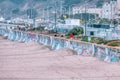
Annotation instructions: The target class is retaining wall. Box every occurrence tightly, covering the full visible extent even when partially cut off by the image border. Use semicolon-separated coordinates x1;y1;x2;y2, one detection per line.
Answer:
0;28;120;62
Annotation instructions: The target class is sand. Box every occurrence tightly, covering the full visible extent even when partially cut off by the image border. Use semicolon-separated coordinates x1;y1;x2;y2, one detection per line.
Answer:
0;36;120;80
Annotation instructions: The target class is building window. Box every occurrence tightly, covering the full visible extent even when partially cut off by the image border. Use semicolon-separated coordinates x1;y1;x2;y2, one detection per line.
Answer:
90;31;94;36
106;10;109;12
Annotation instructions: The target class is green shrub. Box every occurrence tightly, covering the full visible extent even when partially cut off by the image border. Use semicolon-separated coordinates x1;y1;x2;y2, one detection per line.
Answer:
103;40;111;44
81;36;88;42
36;26;45;31
66;27;84;36
66;35;70;39
73;35;82;39
31;26;45;31
108;41;120;47
90;37;106;44
99;18;110;24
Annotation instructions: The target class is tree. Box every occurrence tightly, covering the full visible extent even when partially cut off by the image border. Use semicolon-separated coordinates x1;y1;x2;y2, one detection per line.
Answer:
0;0;4;3
10;0;25;4
12;8;20;14
27;9;37;19
96;0;104;7
69;13;98;22
60;14;68;20
66;27;84;36
99;18;110;24
112;19;119;25
64;0;90;6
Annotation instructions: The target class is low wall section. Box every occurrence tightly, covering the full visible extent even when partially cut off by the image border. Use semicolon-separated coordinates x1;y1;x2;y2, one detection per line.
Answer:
0;28;120;62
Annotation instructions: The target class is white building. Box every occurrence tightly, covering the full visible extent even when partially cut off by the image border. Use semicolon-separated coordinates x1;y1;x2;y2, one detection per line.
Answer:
115;0;120;22
0;17;5;22
101;1;117;19
65;19;80;26
72;5;102;17
72;0;119;20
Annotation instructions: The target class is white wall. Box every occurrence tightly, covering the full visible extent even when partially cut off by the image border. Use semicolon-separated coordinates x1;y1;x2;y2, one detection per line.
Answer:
65;19;80;26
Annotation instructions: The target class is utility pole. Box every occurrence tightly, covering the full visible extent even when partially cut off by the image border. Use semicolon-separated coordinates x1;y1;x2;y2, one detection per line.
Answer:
84;0;87;36
47;6;49;22
34;10;35;28
110;0;116;29
60;0;63;18
69;4;76;19
30;3;35;28
69;6;71;19
54;0;57;32
31;8;36;28
110;1;113;28
42;8;45;22
69;4;75;19
3;8;5;19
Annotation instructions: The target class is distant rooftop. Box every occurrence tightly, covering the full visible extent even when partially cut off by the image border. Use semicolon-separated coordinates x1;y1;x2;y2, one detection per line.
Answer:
72;3;97;8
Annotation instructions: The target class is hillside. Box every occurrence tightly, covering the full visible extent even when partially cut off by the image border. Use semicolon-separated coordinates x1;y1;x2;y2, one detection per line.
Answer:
0;0;112;19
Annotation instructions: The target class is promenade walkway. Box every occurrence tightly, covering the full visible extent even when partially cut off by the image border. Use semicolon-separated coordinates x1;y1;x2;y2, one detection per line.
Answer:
0;37;120;80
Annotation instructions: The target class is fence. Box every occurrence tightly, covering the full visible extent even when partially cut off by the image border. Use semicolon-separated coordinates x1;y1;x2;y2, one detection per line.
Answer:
0;28;120;62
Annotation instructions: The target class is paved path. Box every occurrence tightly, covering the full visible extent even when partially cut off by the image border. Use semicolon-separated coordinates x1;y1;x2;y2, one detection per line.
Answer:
0;37;120;80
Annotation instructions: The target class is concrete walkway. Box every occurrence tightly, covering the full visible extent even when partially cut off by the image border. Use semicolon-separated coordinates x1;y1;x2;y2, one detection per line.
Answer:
0;37;120;80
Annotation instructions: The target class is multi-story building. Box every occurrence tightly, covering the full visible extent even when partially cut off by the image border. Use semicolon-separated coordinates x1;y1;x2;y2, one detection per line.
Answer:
72;5;102;17
101;1;117;20
72;0;119;20
115;0;120;23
